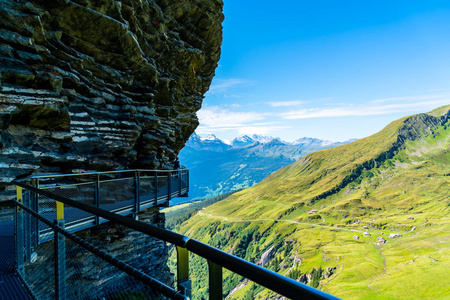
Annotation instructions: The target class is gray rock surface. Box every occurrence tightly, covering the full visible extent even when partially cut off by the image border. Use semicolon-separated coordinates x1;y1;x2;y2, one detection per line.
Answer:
0;0;223;198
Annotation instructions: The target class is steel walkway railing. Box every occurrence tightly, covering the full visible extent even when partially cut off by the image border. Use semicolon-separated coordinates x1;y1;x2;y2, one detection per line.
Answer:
15;169;188;242
13;199;187;300
13;176;341;300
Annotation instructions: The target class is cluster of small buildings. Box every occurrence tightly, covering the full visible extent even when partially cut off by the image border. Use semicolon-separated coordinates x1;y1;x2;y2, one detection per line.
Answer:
352;217;413;242
376;236;387;246
388;233;402;238
353;229;404;243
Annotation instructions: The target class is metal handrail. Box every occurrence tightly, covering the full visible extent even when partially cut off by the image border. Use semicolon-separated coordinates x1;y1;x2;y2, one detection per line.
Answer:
18;168;188;240
13;200;188;300
15;168;189;181
13;180;340;300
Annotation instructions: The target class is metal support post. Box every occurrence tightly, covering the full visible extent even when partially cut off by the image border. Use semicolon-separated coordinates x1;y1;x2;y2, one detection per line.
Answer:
167;173;172;204
179;170;182;196
23;193;31;262
134;171;140;213
94;175;100;225
154;171;158;206
176;246;191;298
208;260;223;300
187;170;189;194
32;179;39;246
15;186;24;276
55;201;66;300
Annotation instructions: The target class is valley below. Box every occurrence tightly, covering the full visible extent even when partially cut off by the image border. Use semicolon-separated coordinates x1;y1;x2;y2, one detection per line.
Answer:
168;106;450;299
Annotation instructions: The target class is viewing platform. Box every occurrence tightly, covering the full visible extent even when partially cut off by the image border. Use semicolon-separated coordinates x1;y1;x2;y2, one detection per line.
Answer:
0;168;188;299
17;169;189;241
0;168;339;300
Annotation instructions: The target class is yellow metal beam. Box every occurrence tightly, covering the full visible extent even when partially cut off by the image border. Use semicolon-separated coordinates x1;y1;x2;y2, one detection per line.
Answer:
176;246;189;281
16;186;23;212
56;201;64;220
16;186;22;202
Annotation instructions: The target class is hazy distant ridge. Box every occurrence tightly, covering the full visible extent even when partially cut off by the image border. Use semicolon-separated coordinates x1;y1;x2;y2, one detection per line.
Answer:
179;133;352;200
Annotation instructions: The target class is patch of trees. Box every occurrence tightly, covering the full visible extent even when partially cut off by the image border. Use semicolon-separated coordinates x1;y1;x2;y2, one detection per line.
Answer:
287;264;302;280
310;267;323;288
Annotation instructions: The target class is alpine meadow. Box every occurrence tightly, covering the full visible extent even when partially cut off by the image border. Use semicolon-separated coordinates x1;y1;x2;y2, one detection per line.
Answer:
169;105;450;299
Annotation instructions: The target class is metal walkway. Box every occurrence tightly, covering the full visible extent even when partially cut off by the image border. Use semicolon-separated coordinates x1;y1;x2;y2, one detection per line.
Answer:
20;169;189;242
0;220;32;300
0;168;189;299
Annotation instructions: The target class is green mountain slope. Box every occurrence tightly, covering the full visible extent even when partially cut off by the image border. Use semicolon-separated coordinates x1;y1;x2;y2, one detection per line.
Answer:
172;105;450;299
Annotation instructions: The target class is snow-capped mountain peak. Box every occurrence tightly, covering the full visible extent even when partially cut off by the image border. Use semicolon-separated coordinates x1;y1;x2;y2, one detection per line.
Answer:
202;134;220;141
251;134;283;144
231;134;283;148
185;133;351;152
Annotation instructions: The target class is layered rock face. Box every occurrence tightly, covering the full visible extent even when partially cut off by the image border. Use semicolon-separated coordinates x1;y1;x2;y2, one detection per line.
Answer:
0;0;223;197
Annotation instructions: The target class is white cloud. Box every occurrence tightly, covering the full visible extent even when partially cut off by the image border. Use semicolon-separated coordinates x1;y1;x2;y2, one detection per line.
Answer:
280;99;450;119
195;106;290;136
268;100;307;107
237;125;290;135
228;103;242;108
197;106;267;128
207;78;251;95
371;92;450;104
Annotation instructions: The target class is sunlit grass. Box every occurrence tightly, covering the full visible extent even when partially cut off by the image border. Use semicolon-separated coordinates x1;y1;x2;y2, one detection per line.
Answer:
169;107;450;299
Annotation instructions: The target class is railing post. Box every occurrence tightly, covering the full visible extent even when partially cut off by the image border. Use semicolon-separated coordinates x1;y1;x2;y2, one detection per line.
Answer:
55;201;66;300
167;172;172;204
179;169;182;197
134;171;140;213
208;260;223;300
94;175;100;225
154;171;158;206
176;246;191;298
32;179;39;245
187;169;189;194
23;191;31;262
15;186;24;276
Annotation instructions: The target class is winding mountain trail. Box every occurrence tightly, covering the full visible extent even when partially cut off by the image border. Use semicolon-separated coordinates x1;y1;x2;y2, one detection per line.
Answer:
323;256;344;294
197;211;369;234
368;246;387;291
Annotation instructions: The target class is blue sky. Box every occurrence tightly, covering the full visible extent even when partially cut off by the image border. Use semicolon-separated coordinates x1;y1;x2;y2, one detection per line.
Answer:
196;1;450;142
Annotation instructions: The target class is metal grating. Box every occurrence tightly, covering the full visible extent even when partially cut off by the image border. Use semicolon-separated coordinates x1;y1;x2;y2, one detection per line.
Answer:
0;274;32;300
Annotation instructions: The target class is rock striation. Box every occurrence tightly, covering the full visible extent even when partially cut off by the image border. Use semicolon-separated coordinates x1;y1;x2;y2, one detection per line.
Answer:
0;0;224;197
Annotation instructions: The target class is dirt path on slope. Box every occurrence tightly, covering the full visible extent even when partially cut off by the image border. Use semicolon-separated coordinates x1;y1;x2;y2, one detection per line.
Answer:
198;211;368;234
323;255;344;294
368;246;387;290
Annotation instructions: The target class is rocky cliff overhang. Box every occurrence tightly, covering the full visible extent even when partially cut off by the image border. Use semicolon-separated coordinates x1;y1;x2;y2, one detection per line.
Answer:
0;0;223;196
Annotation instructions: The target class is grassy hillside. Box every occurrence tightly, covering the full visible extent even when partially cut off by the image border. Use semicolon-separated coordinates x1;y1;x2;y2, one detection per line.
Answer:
171;105;450;299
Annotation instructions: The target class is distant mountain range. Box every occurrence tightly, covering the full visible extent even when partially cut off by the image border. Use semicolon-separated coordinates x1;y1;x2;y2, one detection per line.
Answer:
177;133;353;201
186;133;337;150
